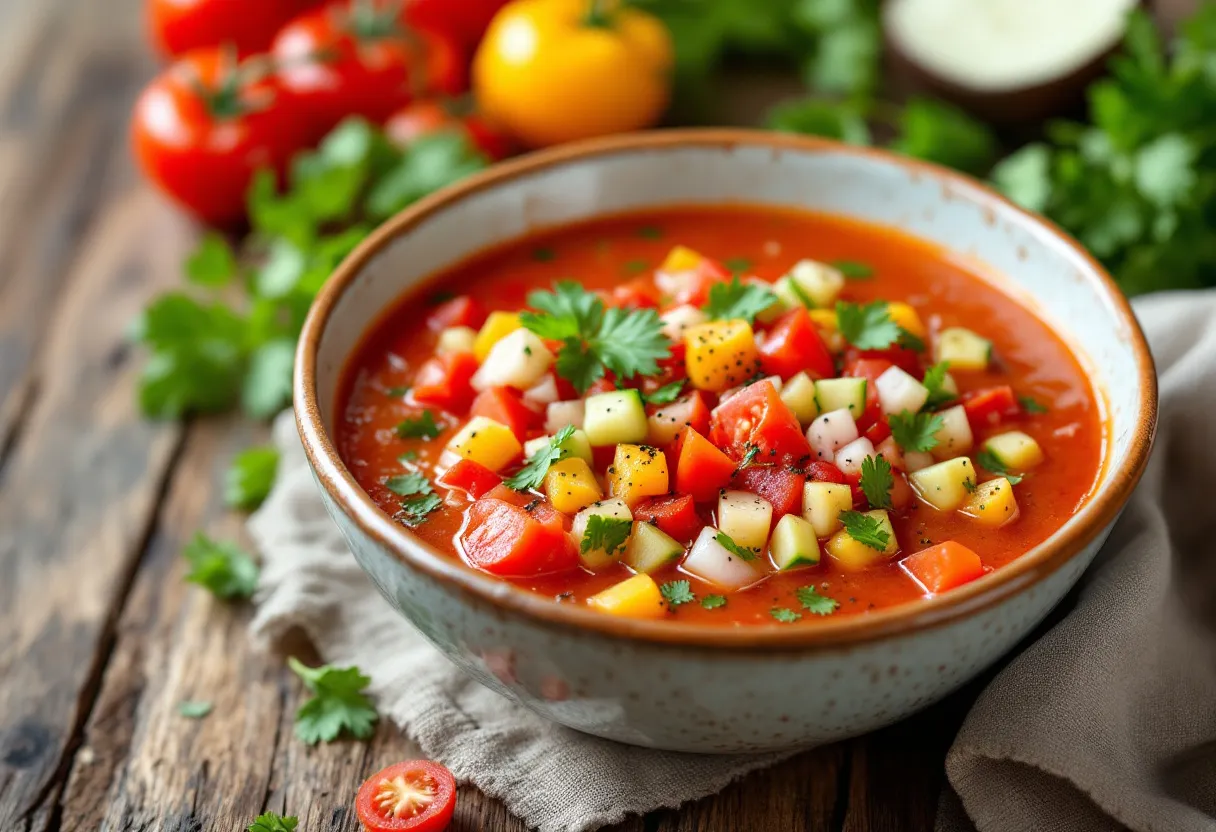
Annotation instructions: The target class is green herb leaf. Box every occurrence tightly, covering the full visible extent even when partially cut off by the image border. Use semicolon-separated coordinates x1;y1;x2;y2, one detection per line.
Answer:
385;386;410;397
702;276;778;324
183;533;259;600
637;225;664;239
532;246;556;262
366;132;488;221
888;410;944;453
506;425;575;491
248;812;299;832
770;606;802;623
796;585;839;616
921;362;956;409
830;259;873;279
838;510;891;551
701;594;727;609
242;338;295;420
395;411;442;440
622;259;650;276
975;449;1024;485
859;454;894;510
399;492;443;527
1019;395;1049;414
715;531;757;561
287;657;378;745
580;515;633;556
835;300;900;350
178;700;213;719
723;256;753;273
185;233;236;287
891;97;997;176
660;579;696;607
225;446;280;510
384;471;432;497
644;380;686;405
766;97;871;145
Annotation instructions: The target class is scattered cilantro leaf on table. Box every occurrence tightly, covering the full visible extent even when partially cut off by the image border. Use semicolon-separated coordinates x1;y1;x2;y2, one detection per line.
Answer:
859;454;894;510
889;410;944;453
506;426;575;491
224;445;280;510
838;510;890;551
183;534;259;600
715;532;757;561
796;585;840;616
185;232;236;287
178;700;213;719
581;515;633;556
661;580;696;607
702;276;777;324
248;812;298;832
288;657;378;745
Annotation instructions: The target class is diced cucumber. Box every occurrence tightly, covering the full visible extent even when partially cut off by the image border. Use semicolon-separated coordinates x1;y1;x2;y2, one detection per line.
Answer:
523;428;594;465
436;326;477;356
683;526;761;591
583;389;648;446
834;436;875;477
780;371;820;424
826;509;898;569
802;481;853;538
545;400;585;433
625;522;685;574
776;259;846;308
931;405;974;459
471;328;553;391
935;327;992;371
770;514;821;570
875;366;929;415
754;280;792;324
572;498;633;569
960;477;1019;528
807;408;860;461
908;457;975;511
717;490;773;551
814;377;867;418
982;431;1044;471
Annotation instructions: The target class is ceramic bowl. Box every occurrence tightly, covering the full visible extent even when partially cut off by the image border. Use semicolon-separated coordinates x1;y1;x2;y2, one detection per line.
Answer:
295;130;1156;753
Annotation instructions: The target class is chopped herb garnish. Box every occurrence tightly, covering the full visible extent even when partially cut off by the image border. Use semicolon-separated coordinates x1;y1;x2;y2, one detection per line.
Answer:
506;425;575;491
248;812;299;832
428;290;456;305
660;579;696;607
287;657;378;745
976;449;1024;485
859;454;894;510
637;225;663;239
621;259;650;276
398;450;418;463
384;386;410;397
888;410;944;453
178;700;213;719
644;379;686;405
898;329;927;352
183;533;259;600
838;510;891;551
1019;395;1049;414
723;256;754;273
224;445;280;510
702;275;777;324
580;515;632;556
921;362;955;409
830;259;874;279
835;300;900;350
520;282;670;393
770;606;802;623
796;585;840;616
395;411;442;440
715;531;757;561
733;443;761;475
399;492;443;526
531;246;556;262
384;471;432;497
701;594;727;609
963;477;979;493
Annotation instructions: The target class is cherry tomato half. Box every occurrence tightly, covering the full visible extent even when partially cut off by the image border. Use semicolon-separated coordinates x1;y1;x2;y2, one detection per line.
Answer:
356;760;457;832
385;100;514;161
131;48;307;226
147;0;324;57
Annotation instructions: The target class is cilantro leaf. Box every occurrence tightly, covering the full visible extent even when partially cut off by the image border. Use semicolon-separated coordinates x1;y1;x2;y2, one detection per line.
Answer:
581;515;633;556
622;259;650;276
596;306;671;380
766;97;872;145
287;657;378;745
225;446;280;510
702;276;778;324
831;259;874;279
859;455;894;510
637;225;664;239
660;579;696;607
1019;395;1049;414
399;493;443;527
921;362;956;409
178;700;213;719
522;281;602;341
898;329;927;353
183;534;259;600
396;411;442;440
701;594;727;609
248;812;299;832
366;132;488;221
384;471;432;497
891;98;997;176
715;531;757;561
888;411;944;454
242;338;295;420
723;256;753;273
838;510;891;551
645;380;686;405
770;606;802;623
185;233;236;287
835;300;900;350
975;449;1024;485
532;246;556;262
506;425;575;491
796;585;840;616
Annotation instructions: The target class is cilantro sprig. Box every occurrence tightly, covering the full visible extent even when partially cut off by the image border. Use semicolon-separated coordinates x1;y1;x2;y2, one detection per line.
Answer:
702;276;777;324
771;607;802;623
921;362;956;409
521;282;671;393
506;426;575;491
581;515;632;556
859;455;894;510
1019;395;1049;415
395;411;442;440
183;534;259;600
385;471;442;527
288;657;378;745
796;585;840;616
645;379;686;405
701;594;727;609
889;410;945;454
225;446;280;510
838;510;891;551
835;300;901;350
248;813;298;832
831;259;874;279
715;532;758;561
660;579;696;607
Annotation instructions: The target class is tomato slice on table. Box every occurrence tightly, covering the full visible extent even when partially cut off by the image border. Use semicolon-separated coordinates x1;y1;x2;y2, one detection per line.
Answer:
758;308;834;380
710;381;810;464
356;759;456;832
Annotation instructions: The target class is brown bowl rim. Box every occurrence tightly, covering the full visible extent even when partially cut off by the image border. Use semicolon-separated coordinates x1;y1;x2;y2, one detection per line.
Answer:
294;128;1157;652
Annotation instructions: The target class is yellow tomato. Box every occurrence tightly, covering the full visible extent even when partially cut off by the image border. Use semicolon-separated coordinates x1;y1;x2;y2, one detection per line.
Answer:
473;0;673;148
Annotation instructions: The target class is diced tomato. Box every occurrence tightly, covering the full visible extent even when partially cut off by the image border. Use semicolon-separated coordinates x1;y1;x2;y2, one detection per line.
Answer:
592;444;617;470
427;295;486;331
470;386;538;440
806;460;847;484
962;386;1020;429
842;470;867;509
481;485;569;532
586;375;619;396
411;352;478;412
864;416;892;445
438;459;502;499
634;494;702;543
901;541;986;594
843;357;890;431
612;278;661;309
652;342;689;386
672;258;731;306
844;345;921;378
890;471;913;509
710;381;810;463
733;465;805;518
651;390;711;438
675;428;737;502
757;308;835;380
461;497;576;576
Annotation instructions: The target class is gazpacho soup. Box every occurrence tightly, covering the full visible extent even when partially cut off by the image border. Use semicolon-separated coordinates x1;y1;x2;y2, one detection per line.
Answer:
337;206;1102;626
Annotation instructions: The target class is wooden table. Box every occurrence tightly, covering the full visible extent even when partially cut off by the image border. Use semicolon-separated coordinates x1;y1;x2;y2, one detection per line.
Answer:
0;1;984;828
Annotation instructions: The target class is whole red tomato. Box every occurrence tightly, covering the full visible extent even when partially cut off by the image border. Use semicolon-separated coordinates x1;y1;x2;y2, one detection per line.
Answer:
147;0;324;57
385;100;513;161
273;1;466;139
131;48;306;226
402;0;509;50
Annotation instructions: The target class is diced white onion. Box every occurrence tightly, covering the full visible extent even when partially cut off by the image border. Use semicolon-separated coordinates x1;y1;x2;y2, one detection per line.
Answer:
931;404;974;458
905;450;935;472
659;304;707;341
471;329;553;392
647;396;697;446
683;527;762;591
522;374;559;410
545;400;585;433
875;366;930;415
876;436;906;470
835;437;876;476
807;408;859;461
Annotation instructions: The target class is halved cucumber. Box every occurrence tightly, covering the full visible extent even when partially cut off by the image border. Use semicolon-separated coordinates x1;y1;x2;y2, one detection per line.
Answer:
770;514;821;570
583;389;648;446
625;522;685;574
814;377;867;418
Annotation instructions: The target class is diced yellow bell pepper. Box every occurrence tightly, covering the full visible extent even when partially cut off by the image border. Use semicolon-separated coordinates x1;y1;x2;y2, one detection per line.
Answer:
607;444;669;508
825;509;899;570
587;573;666;619
473;311;521;362
544;457;603;514
684;319;761;392
807;308;845;352
960;478;1019;528
660;245;705;273
887;302;927;340
446;416;522;472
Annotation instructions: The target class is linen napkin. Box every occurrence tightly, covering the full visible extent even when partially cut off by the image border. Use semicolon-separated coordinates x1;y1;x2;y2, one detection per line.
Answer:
250;291;1216;832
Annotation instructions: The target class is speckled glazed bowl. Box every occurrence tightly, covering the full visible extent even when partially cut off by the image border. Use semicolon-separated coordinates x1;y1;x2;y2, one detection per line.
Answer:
295;130;1156;753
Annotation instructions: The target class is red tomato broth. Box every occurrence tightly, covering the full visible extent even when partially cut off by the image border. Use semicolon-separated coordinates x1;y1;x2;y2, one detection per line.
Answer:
336;206;1103;626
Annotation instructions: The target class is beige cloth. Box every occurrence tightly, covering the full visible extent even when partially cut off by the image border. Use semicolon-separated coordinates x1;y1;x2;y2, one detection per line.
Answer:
250;291;1216;832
